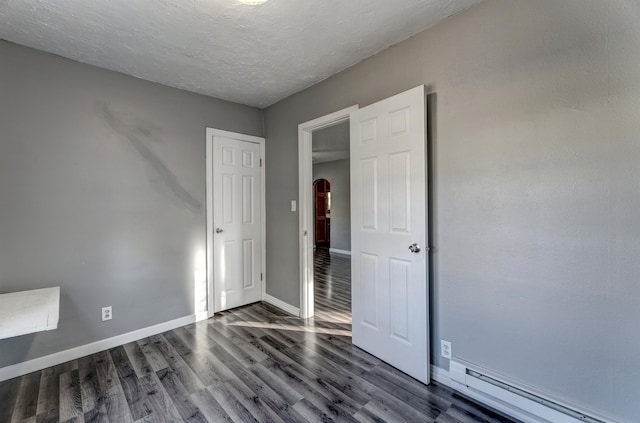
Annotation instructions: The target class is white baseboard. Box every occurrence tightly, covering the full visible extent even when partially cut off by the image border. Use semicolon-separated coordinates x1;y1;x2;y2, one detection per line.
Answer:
431;365;615;423
263;294;300;317
431;364;453;386
0;311;210;382
431;365;547;423
329;248;351;256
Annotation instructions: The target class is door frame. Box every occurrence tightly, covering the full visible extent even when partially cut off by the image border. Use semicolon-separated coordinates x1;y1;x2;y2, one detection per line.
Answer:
298;105;358;319
206;128;266;318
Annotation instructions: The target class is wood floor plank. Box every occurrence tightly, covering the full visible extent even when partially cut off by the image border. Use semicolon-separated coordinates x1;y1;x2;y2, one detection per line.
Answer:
35;373;60;423
224;377;289;423
253;335;298;366
222;333;269;364
434;411;467;423
353;404;386;423
223;361;309;423
174;325;217;352
359;369;444;420
58;370;83;422
260;358;359;423
371;363;452;412
109;346;153;421
365;398;436;423
0;377;21;423
78;355;101;414
263;353;366;415
207;384;258;423
445;404;491;423
448;393;517;423
190;388;233;423
222;313;271;342
248;362;304;406
192;348;237;385
122;342;153;379
133;373;182;422
137;339;169;374
234;308;298;347
94;351;134;423
82;405;109;423
150;335;205;394
10;371;41;422
322;336;381;366
313;337;377;370
274;345;373;407
41;361;77;379
196;325;262;367
291;398;337;423
162;331;220;388
155;369;207;423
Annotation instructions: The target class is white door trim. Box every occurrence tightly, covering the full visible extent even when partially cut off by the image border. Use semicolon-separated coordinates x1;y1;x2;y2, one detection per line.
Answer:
206;128;266;318
298;106;358;318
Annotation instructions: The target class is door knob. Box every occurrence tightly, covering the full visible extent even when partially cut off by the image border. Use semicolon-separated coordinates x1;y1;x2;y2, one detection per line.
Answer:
216;228;224;233
408;243;420;253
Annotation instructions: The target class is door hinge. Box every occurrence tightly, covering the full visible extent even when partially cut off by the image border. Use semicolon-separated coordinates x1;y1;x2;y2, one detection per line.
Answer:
260;158;263;167
260;273;263;281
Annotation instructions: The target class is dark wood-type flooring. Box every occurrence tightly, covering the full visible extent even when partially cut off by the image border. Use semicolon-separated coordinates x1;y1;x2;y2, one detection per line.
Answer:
0;249;518;423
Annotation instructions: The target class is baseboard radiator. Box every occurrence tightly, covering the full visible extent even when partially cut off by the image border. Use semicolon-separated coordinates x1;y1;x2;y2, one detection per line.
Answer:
449;361;609;423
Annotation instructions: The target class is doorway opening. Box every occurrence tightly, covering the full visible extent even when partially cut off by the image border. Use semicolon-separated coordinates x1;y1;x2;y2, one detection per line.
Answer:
313;179;331;250
311;121;352;324
298;105;358;319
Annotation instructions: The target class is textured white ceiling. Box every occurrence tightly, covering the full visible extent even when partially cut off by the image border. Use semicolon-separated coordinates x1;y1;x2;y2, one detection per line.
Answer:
0;0;481;107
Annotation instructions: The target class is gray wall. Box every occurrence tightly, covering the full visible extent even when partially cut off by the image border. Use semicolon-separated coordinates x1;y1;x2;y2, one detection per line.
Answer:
264;1;640;421
0;41;263;368
313;159;351;252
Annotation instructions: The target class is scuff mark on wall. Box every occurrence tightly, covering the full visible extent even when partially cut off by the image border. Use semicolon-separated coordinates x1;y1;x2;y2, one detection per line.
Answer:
98;102;202;212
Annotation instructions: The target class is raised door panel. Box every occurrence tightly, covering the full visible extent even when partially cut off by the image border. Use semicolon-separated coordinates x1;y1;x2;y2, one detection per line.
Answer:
389;152;410;233
242;176;254;225
360;158;378;231
360;253;379;329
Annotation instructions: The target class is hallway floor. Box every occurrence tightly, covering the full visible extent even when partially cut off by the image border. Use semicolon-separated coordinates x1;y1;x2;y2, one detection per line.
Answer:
0;250;518;423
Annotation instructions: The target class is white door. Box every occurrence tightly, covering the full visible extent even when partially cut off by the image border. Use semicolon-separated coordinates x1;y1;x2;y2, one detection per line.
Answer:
350;85;429;383
212;136;263;312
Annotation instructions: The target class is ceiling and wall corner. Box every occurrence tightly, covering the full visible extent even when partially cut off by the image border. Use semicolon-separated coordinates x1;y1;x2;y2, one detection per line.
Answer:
0;0;482;108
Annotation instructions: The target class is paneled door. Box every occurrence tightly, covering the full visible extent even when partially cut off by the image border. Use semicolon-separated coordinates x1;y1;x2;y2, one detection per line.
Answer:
314;179;331;248
212;136;263;312
350;85;429;383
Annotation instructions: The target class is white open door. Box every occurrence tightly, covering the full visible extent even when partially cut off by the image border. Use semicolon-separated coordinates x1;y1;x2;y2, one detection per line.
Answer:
350;85;429;383
210;132;264;313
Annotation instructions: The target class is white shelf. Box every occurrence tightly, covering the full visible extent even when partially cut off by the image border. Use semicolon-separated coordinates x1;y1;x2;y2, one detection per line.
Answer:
0;287;60;340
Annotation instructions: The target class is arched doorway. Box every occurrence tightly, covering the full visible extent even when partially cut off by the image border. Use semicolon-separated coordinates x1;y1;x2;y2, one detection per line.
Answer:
313;179;331;249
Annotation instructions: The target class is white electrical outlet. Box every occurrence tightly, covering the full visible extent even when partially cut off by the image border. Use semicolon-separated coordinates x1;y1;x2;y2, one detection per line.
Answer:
441;340;452;359
102;306;112;321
